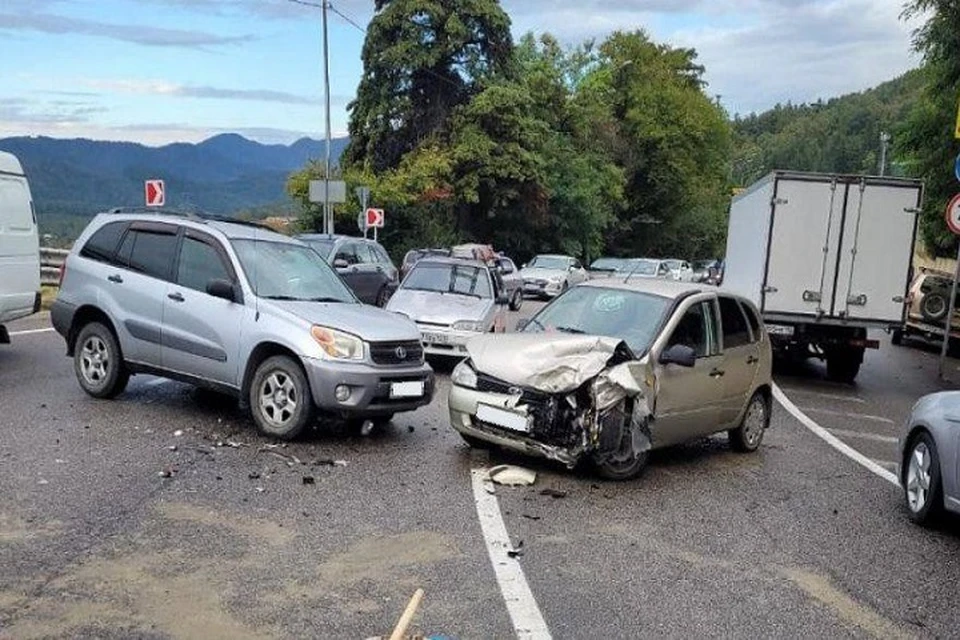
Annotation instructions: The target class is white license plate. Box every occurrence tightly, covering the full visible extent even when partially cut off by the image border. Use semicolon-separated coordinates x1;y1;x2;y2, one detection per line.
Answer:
421;331;450;344
390;380;424;399
766;324;795;337
476;403;530;433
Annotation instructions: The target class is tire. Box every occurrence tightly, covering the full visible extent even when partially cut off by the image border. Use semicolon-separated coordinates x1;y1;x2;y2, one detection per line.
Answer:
891;328;903;346
826;350;862;383
921;291;949;323
728;391;770;453
73;322;129;399
509;289;523;312
249;355;314;440
594;415;649;480
375;286;391;308
904;432;944;525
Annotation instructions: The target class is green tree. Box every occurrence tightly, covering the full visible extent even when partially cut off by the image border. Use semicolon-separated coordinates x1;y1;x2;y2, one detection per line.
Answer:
343;0;514;173
900;0;960;256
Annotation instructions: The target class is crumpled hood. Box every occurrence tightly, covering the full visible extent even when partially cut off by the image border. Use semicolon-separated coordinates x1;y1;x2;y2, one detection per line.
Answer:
466;333;642;397
265;300;421;342
386;290;493;326
520;267;567;281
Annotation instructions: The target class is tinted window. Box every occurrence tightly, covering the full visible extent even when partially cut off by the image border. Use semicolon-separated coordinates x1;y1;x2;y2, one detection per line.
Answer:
177;236;232;293
335;242;359;265
80;221;128;264
372;244;391;264
741;301;761;339
122;230;178;280
304;238;335;259
719;296;751;348
667;302;719;358
357;244;379;264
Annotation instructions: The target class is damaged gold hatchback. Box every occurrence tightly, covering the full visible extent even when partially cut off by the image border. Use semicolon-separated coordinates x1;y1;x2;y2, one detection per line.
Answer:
448;280;773;479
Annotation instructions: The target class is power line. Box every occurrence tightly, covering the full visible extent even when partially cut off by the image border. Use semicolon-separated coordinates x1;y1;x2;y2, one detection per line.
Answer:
329;4;367;33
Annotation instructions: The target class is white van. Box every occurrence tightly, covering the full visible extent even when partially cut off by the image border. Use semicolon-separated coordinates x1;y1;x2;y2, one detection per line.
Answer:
0;151;40;343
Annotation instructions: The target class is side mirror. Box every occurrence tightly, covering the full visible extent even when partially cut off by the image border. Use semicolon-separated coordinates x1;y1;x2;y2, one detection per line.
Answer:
515;318;530;331
206;278;236;303
333;258;349;269
496;293;510;305
659;344;697;368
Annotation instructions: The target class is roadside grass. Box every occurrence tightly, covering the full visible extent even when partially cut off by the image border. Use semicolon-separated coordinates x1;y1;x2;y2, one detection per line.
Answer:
41;285;58;311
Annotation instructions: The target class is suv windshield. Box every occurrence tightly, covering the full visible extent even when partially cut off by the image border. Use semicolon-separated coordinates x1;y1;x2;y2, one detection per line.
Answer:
302;238;335;259
522;286;669;355
528;256;569;270
401;262;492;299
232;239;356;302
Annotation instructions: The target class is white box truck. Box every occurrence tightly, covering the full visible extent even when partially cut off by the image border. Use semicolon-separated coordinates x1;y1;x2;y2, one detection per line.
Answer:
723;171;923;382
0;151;40;343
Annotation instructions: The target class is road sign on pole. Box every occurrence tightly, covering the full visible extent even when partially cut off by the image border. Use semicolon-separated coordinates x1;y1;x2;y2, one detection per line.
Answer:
365;208;385;229
309;180;346;204
145;179;165;207
939;193;960;379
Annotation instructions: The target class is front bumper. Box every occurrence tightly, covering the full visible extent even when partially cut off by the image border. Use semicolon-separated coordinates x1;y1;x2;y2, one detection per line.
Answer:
302;357;434;417
417;326;481;358
523;280;563;297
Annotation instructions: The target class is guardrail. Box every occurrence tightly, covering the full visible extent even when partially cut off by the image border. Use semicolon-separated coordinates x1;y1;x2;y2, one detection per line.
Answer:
40;247;69;286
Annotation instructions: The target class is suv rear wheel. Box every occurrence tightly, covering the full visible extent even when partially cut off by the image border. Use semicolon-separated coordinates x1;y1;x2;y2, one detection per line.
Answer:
250;355;315;440
74;322;129;399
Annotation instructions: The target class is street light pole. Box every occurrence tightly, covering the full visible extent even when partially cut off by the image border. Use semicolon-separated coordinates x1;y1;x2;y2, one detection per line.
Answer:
321;0;332;234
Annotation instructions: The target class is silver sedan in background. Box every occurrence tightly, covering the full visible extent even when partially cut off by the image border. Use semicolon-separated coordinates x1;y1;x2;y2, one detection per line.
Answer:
900;391;960;525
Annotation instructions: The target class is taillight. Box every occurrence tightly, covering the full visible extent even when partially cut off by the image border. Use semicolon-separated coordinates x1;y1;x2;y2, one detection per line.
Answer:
58;262;66;287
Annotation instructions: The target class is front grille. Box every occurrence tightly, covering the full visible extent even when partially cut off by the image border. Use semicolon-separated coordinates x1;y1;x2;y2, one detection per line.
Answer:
369;340;424;366
474;373;578;446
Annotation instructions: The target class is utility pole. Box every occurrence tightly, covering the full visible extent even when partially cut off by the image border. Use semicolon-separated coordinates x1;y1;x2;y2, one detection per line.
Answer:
879;131;891;177
321;0;333;234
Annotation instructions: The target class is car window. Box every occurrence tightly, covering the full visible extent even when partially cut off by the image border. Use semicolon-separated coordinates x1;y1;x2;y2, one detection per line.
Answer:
80;221;128;264
498;258;515;274
658;263;670;276
117;228;178;281
335;242;359;265
667;301;719;358
740;301;761;340
402;262;493;298
373;244;391;264
572;259;582;270
302;238;335;259
177;236;232;293
719;296;751;348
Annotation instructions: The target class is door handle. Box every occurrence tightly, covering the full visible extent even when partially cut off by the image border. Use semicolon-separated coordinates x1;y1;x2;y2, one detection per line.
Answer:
107;274;123;284
167;292;185;303
709;368;725;378
746;355;759;365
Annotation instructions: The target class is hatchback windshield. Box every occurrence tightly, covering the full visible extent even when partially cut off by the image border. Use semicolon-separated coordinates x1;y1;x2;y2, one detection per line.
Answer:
232;239;356;302
401;262;492;299
522;286;670;355
663;260;683;270
528;256;569;270
301;238;335;259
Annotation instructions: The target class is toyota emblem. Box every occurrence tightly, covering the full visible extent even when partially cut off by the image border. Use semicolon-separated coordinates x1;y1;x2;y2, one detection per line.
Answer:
395;346;407;360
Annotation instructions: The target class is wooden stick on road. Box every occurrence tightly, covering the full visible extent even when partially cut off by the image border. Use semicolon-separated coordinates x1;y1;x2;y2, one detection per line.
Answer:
388;588;425;640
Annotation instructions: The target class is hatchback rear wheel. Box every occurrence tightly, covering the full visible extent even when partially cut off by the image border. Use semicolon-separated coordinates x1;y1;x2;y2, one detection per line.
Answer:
249;355;314;440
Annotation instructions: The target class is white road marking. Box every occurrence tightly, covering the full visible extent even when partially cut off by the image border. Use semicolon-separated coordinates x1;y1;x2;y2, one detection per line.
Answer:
800;407;895;425
872;460;899;473
471;468;551;639
825;428;899;445
8;327;55;336
776;388;866;404
773;385;899;486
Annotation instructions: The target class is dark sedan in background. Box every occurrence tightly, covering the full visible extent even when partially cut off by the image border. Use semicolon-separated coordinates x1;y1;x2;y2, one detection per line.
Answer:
298;234;399;307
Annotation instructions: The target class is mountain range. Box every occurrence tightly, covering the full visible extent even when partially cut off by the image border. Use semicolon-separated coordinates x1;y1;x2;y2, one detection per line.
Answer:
0;133;348;217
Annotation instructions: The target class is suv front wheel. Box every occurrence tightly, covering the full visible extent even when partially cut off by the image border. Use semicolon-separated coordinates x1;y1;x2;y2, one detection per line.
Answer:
74;322;130;399
249;355;315;440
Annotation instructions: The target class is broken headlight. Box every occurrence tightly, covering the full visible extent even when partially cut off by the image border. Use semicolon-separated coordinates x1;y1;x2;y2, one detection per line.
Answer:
451;360;478;389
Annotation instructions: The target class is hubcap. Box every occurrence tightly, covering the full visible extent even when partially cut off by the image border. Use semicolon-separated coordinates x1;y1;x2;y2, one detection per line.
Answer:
743;397;766;447
80;336;110;386
259;371;298;428
906;442;932;513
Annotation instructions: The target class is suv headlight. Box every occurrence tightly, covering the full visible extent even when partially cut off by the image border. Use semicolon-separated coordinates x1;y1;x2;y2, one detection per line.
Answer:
453;320;484;332
311;326;365;360
451;360;478;389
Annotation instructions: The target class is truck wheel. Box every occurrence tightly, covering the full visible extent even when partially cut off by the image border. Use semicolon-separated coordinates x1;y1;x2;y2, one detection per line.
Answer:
921;292;949;323
249;355;314;440
74;322;130;399
891;328;904;346
826;349;862;383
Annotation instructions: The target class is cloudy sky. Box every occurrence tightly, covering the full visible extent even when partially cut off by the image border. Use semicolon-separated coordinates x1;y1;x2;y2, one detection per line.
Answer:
0;0;922;145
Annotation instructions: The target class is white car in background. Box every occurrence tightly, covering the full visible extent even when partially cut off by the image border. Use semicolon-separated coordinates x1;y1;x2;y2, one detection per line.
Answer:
662;259;695;282
0;151;40;344
520;254;588;299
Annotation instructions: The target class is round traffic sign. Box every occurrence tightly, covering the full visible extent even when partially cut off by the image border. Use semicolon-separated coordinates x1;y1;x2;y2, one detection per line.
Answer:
946;193;960;236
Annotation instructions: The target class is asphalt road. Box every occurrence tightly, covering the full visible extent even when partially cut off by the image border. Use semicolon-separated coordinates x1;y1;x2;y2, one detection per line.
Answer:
1;305;959;639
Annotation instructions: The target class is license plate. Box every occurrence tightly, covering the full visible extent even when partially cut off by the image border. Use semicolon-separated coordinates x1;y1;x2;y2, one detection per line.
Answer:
390;380;424;399
766;324;795;336
421;331;450;344
476;403;530;433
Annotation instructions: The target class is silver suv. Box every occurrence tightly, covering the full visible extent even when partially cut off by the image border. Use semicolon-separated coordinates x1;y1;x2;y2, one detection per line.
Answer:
51;211;434;439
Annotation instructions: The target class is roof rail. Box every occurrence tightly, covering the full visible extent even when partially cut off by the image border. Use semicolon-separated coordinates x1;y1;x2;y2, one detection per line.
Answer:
102;207;273;231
